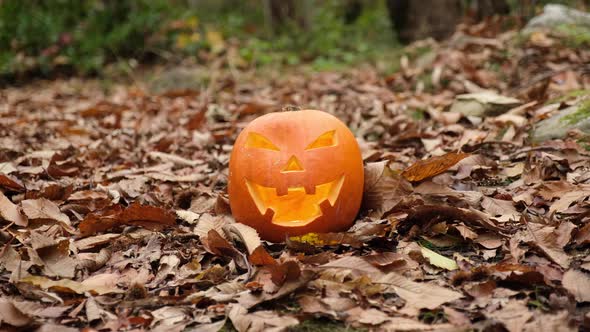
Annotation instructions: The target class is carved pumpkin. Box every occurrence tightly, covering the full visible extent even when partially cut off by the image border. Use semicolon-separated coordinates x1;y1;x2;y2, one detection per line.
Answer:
228;109;364;242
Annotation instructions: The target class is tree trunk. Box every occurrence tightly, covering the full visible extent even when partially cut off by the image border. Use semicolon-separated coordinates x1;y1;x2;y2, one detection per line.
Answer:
263;0;311;34
473;0;510;20
386;0;463;44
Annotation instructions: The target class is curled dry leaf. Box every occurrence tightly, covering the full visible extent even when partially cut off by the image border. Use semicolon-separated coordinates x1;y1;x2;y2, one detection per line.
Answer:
400;204;501;235
46;154;79;178
0;173;25;192
575;223;590;245
363;161;413;218
20;274;121;295
150;305;190;328
224;222;261;255
21;198;70;226
85;297;104;323
364;252;410;270
237;270;314;309
74;233;120;251
78;205;123;236
78;203;175;236
175;209;200;224
192;213;230;238
34;238;79;278
452;263;548;287
202;229;249;270
521;222;571;268
548;186;590;214
119;202;176;230
270;260;301;286
67;190;109;201
249;245;277;266
481;196;520;222
202;229;239;257
401;152;470;182
0;191;27;227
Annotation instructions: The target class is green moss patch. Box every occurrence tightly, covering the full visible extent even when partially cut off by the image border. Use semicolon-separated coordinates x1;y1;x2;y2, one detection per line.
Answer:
561;99;590;125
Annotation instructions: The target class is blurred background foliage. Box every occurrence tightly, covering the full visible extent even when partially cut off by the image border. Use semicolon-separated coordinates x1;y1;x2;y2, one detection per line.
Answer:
0;0;586;79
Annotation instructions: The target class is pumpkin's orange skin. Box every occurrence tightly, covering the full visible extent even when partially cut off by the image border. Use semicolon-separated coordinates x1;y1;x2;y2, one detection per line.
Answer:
228;110;364;242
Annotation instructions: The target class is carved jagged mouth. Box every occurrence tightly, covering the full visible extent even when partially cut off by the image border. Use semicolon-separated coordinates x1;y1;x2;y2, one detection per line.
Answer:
245;175;345;227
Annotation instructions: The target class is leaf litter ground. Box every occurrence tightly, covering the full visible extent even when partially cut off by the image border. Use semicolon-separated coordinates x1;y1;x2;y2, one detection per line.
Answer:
1;21;590;331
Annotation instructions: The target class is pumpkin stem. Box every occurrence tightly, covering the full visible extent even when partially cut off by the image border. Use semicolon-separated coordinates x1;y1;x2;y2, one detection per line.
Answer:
281;105;301;112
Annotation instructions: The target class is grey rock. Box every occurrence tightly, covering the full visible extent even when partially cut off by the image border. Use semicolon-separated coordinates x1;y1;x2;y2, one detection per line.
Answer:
532;101;590;142
524;4;590;34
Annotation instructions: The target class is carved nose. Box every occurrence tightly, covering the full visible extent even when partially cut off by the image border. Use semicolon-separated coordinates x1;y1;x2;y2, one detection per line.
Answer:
281;155;304;172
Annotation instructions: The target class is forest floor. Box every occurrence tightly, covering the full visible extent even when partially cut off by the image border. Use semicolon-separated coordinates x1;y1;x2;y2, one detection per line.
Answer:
1;20;590;332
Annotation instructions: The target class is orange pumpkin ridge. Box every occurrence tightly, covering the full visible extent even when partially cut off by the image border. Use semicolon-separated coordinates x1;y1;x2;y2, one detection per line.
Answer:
228;109;364;242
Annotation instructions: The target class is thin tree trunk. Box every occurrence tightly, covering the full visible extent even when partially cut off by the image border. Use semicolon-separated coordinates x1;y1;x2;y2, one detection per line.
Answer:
386;0;462;43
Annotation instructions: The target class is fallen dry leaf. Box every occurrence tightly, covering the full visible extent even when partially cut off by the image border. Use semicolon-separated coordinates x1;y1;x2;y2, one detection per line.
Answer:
487;300;533;332
0;191;27;226
0;173;25;191
228;304;299;332
575;223;590;245
119;202;176;230
420;246;458;270
79;203;175;236
270;260;301;286
363;161;413;217
0;298;32;327
402;152;470;182
562;269;590;303
224;222;261;255
481;196;520;222
321;256;383;277
377;272;463;313
521;222;571;268
249;245;277;266
20;274;121;295
299;295;356;318
21;198;71;226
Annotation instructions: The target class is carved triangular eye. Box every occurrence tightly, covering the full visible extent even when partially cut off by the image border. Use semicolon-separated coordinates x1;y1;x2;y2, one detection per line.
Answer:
305;130;337;150
245;132;280;151
282;155;304;172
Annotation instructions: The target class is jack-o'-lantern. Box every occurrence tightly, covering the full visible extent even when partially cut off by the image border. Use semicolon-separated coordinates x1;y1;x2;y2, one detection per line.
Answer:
228;109;364;242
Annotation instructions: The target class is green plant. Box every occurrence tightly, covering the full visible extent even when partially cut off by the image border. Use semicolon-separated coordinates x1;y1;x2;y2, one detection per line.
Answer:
0;0;402;78
419;309;447;324
556;23;590;48
0;0;177;76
